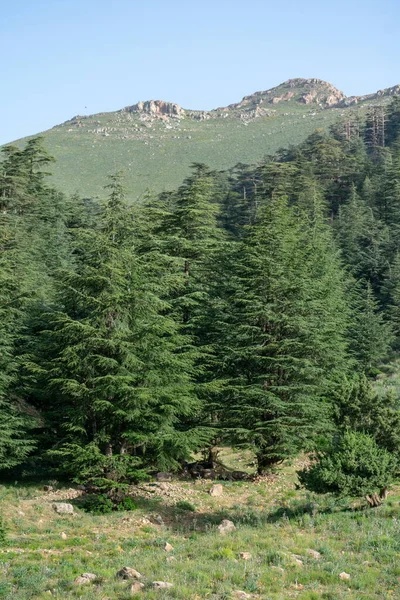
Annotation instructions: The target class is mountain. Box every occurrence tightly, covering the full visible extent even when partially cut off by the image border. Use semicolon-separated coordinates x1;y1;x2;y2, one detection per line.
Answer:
8;78;400;199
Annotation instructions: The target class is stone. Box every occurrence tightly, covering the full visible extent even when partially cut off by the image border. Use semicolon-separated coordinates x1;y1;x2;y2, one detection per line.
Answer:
152;515;164;526
166;556;176;562
164;542;174;552
306;548;321;559
239;552;252;560
116;567;142;580
209;484;223;497
73;573;97;585
152;581;173;589
232;592;252;599
53;503;74;515
339;571;351;580
61;532;67;540
218;519;236;534
128;581;145;594
43;485;53;492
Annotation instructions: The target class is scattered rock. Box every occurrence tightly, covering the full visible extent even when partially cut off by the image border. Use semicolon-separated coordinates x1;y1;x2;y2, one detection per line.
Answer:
73;573;97;585
218;519;236;534
43;485;53;492
61;532;67;540
128;581;145;594
209;484;224;497
232;591;252;599
164;542;174;552
53;503;74;515
140;518;151;525
306;548;321;559
239;552;252;560
339;571;351;580
18;511;25;516
166;556;176;562
116;567;142;580
152;515;164;526
294;558;303;566
152;581;173;589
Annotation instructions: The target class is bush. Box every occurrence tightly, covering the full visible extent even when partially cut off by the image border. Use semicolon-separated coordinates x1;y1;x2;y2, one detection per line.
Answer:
298;431;398;507
175;500;196;512
117;497;137;511
79;494;114;515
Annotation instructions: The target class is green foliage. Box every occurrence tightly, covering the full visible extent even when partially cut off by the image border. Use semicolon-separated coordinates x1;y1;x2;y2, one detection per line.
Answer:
0;516;7;546
298;431;398;503
175;500;196;511
117;497;137;511
78;494;114;515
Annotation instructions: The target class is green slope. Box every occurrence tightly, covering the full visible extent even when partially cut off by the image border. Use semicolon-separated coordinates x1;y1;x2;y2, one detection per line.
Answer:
9;78;400;199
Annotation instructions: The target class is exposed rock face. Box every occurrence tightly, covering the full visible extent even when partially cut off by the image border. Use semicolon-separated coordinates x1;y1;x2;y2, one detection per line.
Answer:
123;100;184;118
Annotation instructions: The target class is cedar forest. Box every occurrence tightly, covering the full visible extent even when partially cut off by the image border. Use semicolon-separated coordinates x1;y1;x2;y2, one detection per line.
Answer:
2;99;400;506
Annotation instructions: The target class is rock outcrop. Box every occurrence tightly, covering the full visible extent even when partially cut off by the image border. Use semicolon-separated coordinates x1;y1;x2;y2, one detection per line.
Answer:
123;100;184;118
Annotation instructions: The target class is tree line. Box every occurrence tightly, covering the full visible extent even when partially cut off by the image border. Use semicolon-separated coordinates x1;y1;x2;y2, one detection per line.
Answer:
1;100;400;501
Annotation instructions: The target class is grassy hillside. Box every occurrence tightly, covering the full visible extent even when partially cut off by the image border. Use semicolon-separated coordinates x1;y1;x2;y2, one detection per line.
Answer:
1;455;399;600
9;78;399;200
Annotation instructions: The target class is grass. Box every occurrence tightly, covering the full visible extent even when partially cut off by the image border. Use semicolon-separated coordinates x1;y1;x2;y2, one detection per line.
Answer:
0;457;399;599
8;90;394;201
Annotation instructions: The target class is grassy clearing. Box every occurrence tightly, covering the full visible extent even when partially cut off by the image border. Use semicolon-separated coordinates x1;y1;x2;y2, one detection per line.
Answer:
0;457;399;599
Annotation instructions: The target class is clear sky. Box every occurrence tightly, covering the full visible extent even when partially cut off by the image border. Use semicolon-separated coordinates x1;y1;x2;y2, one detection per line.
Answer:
1;0;398;145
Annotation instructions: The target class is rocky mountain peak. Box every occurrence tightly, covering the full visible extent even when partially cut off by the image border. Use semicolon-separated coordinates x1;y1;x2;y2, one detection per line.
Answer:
229;78;347;111
122;100;185;118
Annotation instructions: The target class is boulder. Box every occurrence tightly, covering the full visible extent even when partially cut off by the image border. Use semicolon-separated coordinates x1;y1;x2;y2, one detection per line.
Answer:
339;571;351;580
152;581;173;589
209;484;223;497
116;567;142;580
218;519;236;534
128;581;145;594
53;503;74;515
306;548;321;559
73;573;97;585
164;542;174;552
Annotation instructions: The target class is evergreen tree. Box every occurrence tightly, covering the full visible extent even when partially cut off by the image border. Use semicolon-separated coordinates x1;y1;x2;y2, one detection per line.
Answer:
23;174;203;482
219;193;348;472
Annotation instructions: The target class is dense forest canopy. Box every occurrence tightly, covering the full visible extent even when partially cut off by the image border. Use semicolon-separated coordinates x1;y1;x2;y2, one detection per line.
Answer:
1;99;400;494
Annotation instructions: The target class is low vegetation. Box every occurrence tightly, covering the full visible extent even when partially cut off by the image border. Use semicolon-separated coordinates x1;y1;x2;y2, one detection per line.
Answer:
0;457;399;599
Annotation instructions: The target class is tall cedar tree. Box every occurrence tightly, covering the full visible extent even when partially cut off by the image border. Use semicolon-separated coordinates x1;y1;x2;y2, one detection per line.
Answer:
23;174;203;482
220;191;349;472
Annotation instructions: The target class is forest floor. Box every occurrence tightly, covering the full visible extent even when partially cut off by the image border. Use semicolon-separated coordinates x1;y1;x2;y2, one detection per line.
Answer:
0;450;399;600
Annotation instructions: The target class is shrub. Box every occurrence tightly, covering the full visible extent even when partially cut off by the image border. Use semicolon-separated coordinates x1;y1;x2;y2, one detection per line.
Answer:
298;431;398;507
117;497;137;511
175;500;196;512
79;494;114;515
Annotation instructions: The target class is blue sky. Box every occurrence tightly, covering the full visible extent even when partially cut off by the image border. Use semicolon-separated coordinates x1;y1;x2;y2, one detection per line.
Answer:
1;0;398;144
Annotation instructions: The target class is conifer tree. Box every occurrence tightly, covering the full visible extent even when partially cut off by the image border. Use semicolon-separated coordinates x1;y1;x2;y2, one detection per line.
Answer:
219;192;349;472
24;173;202;482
